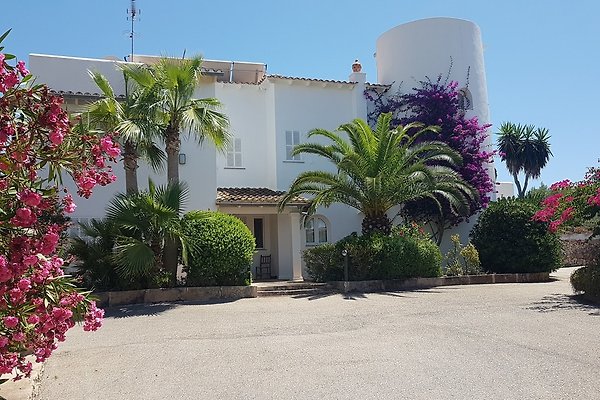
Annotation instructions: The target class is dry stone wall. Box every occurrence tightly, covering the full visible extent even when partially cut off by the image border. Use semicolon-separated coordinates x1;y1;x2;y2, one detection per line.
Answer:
561;233;600;267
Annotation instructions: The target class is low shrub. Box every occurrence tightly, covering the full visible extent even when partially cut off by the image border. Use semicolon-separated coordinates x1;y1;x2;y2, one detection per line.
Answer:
444;234;482;276
182;211;255;286
471;198;562;273
303;226;442;282
571;264;600;302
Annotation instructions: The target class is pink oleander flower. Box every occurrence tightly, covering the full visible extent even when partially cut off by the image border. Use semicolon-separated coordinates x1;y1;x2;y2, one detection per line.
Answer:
19;189;42;207
49;129;64;145
83;302;104;332
62;193;77;213
16;60;29;77
3;316;19;329
17;278;31;291
100;136;121;158
11;207;37;227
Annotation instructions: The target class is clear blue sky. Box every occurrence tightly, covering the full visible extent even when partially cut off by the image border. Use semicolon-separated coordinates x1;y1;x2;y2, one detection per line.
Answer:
4;0;599;187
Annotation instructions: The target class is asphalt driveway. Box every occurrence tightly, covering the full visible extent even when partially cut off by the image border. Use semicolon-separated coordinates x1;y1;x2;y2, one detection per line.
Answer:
36;267;600;400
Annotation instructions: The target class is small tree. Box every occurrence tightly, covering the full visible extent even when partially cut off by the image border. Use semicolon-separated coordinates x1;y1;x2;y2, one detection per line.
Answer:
0;32;116;380
497;122;552;198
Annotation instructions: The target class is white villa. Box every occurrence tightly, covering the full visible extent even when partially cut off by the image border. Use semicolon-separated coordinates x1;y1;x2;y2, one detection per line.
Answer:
30;17;498;281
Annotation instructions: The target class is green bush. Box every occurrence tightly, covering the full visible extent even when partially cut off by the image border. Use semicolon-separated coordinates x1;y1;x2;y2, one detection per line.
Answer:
182;211;255;286
303;228;442;282
571;264;600;302
471;198;562;273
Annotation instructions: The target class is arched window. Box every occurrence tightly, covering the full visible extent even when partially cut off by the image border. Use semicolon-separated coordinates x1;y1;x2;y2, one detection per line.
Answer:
305;216;328;245
458;88;473;111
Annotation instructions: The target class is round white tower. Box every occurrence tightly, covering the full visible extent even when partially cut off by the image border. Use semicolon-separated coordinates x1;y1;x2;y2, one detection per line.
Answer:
376;17;490;125
376;18;496;245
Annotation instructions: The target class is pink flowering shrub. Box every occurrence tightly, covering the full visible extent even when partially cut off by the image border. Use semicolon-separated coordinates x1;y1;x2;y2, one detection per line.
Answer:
0;35;119;380
533;165;600;236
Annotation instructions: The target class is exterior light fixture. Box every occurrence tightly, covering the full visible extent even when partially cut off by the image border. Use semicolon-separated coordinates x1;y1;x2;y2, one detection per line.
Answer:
178;153;186;165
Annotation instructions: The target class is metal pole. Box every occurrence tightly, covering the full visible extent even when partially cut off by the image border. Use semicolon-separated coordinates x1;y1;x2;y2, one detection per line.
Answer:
342;249;349;294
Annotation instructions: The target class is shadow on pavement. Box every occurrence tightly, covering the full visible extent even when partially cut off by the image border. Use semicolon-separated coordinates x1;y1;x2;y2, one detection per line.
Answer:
105;298;242;319
105;303;179;318
527;293;600;316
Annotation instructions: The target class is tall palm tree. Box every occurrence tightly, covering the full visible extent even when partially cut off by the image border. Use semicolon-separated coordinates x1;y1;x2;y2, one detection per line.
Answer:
105;179;195;282
279;113;476;235
122;56;230;278
122;56;230;184
86;71;164;194
497;122;552;198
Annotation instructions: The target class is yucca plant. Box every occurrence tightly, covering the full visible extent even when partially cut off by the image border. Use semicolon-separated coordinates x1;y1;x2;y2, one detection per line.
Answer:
497;122;552;198
279;113;476;235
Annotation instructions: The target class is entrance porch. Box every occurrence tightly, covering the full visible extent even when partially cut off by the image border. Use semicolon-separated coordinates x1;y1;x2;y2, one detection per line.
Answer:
216;187;308;281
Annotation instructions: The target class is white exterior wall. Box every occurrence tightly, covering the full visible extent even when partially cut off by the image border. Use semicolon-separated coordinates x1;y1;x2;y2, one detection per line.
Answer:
376;17;495;251
271;81;366;243
29;17;496;278
214;83;276;188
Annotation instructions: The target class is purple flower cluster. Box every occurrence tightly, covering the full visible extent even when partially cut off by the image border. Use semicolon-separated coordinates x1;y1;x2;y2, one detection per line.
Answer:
365;74;495;227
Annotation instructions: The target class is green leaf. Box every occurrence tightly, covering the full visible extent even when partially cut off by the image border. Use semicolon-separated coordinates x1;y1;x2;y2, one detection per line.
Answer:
0;29;11;45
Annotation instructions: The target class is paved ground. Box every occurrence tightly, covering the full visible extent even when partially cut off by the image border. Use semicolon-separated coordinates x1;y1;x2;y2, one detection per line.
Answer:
34;268;599;400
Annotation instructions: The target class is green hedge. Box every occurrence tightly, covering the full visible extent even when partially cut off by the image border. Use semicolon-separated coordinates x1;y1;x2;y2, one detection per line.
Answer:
303;230;442;282
182;211;255;286
571;265;600;302
471;198;562;273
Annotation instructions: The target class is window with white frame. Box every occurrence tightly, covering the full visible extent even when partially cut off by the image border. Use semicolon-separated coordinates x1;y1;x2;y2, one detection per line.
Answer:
305;216;328;245
226;137;242;167
458;88;473;111
285;130;301;161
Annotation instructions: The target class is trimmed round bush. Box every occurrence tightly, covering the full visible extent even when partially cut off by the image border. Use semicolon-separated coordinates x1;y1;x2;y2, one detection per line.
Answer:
471;198;562;273
182;211;255;286
303;230;442;282
571;265;600;302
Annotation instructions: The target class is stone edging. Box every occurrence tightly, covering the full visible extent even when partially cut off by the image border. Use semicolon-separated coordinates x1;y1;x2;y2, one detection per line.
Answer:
94;285;257;308
329;272;551;293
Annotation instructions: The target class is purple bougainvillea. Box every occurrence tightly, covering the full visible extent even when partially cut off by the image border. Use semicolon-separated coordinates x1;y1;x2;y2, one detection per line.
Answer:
365;73;495;241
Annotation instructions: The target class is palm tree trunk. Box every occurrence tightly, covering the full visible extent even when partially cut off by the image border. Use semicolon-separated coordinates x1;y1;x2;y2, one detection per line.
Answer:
123;140;139;194
361;213;391;235
162;236;179;284
164;125;181;282
165;126;181;184
513;173;524;198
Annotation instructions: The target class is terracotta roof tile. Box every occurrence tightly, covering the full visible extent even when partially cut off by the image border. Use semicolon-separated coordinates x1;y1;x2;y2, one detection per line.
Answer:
216;187;309;205
267;74;356;85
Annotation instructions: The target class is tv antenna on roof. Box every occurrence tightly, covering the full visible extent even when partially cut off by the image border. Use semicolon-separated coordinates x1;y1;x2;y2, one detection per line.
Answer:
126;0;141;61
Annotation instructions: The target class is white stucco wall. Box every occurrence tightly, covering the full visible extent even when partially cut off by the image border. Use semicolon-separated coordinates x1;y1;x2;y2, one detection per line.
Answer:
376;17;495;251
214;82;276;189
29;54;127;95
29;17;497;277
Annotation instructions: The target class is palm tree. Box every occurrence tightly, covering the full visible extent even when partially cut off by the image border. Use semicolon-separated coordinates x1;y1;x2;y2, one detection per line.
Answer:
121;56;230;184
86;71;164;194
105;179;195;283
122;56;230;279
497;122;552;198
279;113;476;235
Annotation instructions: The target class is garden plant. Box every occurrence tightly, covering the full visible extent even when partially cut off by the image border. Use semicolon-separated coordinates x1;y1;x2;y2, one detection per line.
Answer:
279;113;476;236
365;73;494;243
471;197;562;273
0;32;116;380
533;165;600;300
